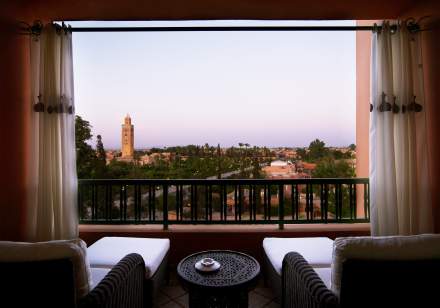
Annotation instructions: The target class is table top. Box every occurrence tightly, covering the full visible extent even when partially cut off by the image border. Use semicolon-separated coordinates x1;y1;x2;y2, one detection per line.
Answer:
177;250;260;289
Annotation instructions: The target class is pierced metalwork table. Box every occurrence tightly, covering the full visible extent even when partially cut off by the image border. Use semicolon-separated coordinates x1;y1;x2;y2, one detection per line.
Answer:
177;250;260;308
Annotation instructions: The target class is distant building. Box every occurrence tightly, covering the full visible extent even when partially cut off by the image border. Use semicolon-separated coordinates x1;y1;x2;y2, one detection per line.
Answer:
296;161;316;176
139;152;175;166
121;114;134;159
263;160;296;178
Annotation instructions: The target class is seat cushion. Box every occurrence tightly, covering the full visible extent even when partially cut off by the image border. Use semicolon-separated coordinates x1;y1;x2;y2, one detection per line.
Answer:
331;234;440;295
90;267;111;289
88;237;170;278
263;237;333;275
0;238;92;299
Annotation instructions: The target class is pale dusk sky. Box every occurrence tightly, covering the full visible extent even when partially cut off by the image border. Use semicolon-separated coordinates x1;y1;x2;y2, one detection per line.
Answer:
70;20;356;149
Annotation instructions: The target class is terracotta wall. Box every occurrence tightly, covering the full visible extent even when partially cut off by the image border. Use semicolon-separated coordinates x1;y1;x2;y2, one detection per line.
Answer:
355;21;372;181
355;20;374;217
0;7;30;240
424;23;440;232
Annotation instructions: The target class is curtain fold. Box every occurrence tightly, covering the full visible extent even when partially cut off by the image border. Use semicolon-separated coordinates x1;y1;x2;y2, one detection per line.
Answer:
27;23;78;241
370;21;433;236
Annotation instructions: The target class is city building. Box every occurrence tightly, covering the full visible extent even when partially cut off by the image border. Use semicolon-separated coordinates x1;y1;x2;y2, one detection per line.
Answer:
263;160;296;179
121;114;134;159
139;152;175;166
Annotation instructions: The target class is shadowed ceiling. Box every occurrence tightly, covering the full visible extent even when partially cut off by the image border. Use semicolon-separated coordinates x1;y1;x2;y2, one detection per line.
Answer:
4;0;423;22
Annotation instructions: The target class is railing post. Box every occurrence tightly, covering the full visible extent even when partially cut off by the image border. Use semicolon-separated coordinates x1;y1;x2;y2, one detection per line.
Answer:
278;184;284;230
163;184;168;230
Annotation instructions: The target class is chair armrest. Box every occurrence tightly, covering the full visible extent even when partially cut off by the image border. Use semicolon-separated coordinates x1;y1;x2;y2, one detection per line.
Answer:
79;253;146;308
282;252;339;308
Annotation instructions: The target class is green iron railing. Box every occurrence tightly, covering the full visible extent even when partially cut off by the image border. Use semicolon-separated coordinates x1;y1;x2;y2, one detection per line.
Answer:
78;178;370;229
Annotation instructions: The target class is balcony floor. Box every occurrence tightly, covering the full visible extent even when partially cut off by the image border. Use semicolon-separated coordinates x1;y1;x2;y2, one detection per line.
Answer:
159;273;278;308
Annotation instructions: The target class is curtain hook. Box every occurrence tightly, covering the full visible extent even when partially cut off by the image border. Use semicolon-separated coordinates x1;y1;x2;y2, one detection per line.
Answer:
405;17;421;33
61;21;69;35
19;20;43;39
373;23;379;33
53;22;62;35
390;24;398;34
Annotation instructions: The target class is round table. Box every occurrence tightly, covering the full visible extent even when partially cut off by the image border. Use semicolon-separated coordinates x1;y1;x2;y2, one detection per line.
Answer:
177;250;260;308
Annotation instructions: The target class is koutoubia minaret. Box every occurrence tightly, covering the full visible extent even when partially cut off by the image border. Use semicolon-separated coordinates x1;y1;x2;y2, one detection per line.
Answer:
121;114;134;158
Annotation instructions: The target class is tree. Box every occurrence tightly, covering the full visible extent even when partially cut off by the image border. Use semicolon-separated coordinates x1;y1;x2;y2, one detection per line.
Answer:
75;115;97;178
312;157;355;178
332;150;344;160
95;134;107;177
244;143;250;156
296;148;307;161
349;143;356;151
308;139;328;161
96;135;106;160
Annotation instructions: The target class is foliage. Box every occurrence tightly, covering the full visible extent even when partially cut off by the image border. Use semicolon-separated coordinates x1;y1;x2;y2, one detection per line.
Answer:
312;157;355;178
296;139;354;163
308;139;328;161
75;116;97;178
95;135;107;177
75;115;109;178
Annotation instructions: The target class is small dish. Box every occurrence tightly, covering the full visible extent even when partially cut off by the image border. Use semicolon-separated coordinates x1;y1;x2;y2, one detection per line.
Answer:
201;258;215;267
195;258;221;272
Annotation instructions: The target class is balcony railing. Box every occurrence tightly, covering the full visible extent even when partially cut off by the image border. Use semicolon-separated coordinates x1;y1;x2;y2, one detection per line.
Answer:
78;178;369;229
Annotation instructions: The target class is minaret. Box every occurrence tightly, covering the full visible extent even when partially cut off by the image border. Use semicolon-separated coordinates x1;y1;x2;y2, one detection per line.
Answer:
121;114;134;158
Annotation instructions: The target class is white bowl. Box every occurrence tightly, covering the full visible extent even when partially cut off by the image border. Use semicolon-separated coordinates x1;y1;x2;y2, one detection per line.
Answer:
195;259;221;272
201;258;215;267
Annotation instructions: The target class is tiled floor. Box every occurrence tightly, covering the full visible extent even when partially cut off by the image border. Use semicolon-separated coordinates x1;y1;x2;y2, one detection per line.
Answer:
157;274;279;308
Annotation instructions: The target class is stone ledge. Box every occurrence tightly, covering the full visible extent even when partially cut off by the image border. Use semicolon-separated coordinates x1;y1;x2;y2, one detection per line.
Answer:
79;223;370;265
79;223;370;233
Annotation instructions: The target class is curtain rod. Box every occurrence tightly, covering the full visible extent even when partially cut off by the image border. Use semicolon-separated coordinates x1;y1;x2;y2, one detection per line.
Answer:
69;26;378;32
20;21;423;35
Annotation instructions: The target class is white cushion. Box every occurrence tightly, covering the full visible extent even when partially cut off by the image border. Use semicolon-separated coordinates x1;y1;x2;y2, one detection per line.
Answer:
0;238;92;299
331;234;440;296
263;237;334;275
87;237;170;278
313;267;332;289
91;267;111;289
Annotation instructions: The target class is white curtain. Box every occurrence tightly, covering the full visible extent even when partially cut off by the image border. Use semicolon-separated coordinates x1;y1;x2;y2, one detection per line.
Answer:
27;23;78;241
370;21;433;235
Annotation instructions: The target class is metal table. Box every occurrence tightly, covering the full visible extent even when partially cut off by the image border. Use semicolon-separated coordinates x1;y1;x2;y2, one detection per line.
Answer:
177;250;260;308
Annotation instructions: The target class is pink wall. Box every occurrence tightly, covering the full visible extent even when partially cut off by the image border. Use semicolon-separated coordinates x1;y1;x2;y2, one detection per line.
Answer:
0;11;30;240
355;20;374;217
0;0;438;239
